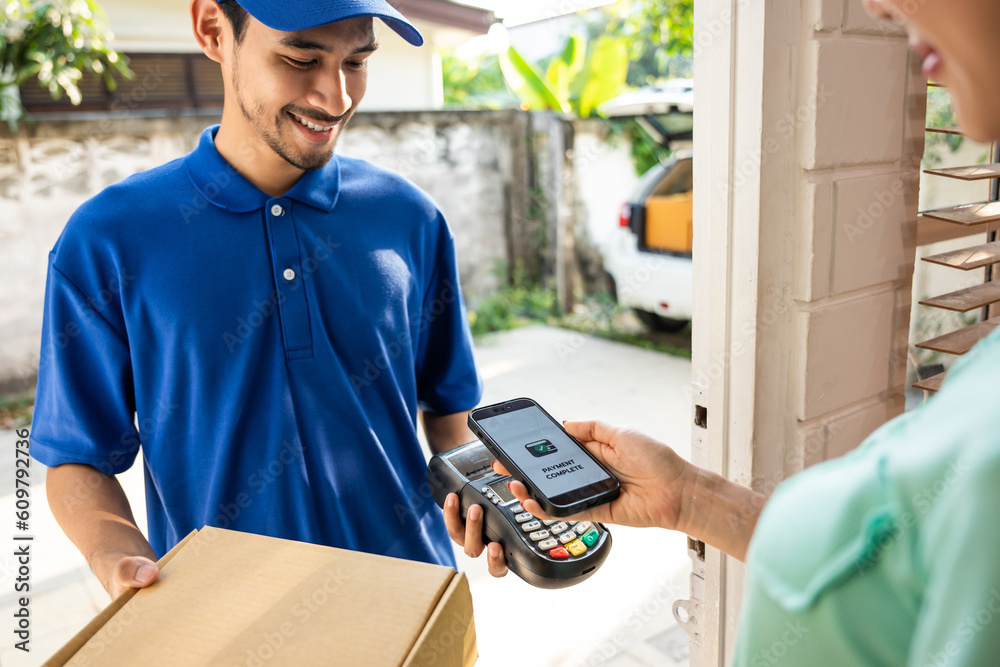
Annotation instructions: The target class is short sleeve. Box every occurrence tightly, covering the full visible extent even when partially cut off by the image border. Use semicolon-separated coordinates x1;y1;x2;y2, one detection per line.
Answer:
30;253;139;475
414;221;483;415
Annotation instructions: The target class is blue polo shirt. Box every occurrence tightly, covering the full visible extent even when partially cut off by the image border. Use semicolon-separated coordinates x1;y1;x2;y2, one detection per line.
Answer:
30;125;482;567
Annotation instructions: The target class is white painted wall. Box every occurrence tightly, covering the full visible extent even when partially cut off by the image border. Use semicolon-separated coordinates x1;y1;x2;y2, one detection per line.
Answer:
573;120;641;252
101;0;198;53
99;1;477;110
363;21;443;111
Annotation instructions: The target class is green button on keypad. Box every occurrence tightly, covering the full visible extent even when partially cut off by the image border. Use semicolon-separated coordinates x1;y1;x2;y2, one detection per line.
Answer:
581;529;600;547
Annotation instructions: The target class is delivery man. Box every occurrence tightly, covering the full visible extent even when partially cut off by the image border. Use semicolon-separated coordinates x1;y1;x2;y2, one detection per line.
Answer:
32;0;506;599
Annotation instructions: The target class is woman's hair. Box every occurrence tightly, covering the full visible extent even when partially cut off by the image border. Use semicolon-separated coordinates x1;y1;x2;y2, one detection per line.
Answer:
219;0;250;45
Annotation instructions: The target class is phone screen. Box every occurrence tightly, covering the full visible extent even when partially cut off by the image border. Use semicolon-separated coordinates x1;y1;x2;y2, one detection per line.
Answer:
474;405;613;500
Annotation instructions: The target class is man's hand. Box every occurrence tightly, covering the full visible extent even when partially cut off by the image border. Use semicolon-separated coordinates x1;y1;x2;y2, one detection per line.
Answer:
495;420;694;531
46;463;161;597
423;410;508;577
442;492;508;578
96;554;160;599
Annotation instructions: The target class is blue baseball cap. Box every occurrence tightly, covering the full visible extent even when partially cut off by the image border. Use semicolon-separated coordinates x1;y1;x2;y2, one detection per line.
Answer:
219;0;424;46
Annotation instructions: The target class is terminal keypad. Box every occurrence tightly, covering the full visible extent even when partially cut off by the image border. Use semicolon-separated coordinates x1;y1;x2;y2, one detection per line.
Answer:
493;489;604;561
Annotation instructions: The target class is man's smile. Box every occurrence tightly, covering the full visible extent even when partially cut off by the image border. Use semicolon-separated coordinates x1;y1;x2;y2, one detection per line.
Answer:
288;110;335;133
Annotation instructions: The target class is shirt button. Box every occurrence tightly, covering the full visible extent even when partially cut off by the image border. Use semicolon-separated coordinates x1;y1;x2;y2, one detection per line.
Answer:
283;268;296;281
271;204;284;216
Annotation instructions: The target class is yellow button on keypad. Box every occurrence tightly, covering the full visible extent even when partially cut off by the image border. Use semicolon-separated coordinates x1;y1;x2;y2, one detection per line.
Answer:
565;539;587;557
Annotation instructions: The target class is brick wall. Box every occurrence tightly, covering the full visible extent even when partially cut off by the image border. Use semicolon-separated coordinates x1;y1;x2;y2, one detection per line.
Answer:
792;1;925;467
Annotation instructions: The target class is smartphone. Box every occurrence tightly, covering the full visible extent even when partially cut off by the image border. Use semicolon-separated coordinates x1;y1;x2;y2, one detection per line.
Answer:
468;398;620;517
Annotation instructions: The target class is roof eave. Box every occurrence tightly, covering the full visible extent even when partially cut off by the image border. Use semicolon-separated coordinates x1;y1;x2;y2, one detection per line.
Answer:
390;0;495;34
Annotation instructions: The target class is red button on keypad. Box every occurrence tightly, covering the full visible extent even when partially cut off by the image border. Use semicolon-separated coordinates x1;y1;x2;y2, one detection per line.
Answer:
549;546;569;559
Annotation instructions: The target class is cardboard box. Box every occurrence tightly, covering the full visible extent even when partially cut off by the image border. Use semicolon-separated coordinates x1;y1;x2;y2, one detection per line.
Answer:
644;192;693;254
44;527;476;666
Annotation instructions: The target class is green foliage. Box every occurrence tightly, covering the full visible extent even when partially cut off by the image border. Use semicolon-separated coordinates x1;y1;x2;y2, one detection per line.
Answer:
626;118;672;175
922;86;964;167
606;0;694;86
577;35;629;117
441;50;517;109
0;388;34;429
545;34;584;105
499;45;567;112
499;32;629;118
603;117;673;176
468;284;692;358
468;267;559;337
468;266;691;359
0;0;132;128
549;292;692;358
443;0;695;113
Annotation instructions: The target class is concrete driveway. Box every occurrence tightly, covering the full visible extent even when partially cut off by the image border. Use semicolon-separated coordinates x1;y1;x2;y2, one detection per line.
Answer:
0;325;693;666
461;325;693;667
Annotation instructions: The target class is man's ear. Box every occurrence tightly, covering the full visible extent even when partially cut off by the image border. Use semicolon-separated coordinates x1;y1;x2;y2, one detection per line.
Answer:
191;0;226;64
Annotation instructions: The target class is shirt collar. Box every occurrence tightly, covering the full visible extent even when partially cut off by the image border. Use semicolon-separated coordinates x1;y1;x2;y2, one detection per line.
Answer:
184;125;340;214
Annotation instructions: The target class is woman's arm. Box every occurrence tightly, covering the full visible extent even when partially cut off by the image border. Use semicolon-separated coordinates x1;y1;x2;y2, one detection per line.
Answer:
677;464;766;562
499;420;768;562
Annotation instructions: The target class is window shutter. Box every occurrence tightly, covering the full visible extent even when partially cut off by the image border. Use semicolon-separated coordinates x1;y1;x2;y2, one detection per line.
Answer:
913;83;1000;393
19;53;224;114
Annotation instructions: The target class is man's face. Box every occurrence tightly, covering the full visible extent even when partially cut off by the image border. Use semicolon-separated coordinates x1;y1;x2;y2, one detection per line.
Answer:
225;15;377;171
864;0;1000;142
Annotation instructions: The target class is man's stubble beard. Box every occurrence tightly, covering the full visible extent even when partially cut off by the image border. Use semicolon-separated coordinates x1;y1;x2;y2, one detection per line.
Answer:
231;53;340;171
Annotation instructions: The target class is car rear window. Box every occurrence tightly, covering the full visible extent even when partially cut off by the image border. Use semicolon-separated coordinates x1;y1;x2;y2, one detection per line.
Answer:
651;159;693;197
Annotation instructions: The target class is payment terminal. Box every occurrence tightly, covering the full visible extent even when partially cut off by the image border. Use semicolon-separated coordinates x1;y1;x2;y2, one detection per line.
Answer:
429;440;612;589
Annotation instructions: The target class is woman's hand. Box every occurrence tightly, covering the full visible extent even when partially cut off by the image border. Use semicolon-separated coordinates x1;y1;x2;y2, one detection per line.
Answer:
495;419;766;561
494;420;695;532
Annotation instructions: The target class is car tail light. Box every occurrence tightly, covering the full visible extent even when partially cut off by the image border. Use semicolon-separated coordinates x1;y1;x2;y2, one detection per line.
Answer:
619;203;631;228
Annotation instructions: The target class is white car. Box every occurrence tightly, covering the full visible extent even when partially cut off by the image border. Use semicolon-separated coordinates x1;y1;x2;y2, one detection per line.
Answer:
600;82;694;332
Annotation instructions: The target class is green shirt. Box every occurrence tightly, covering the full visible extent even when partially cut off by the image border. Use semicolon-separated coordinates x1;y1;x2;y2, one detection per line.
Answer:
732;327;1000;666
